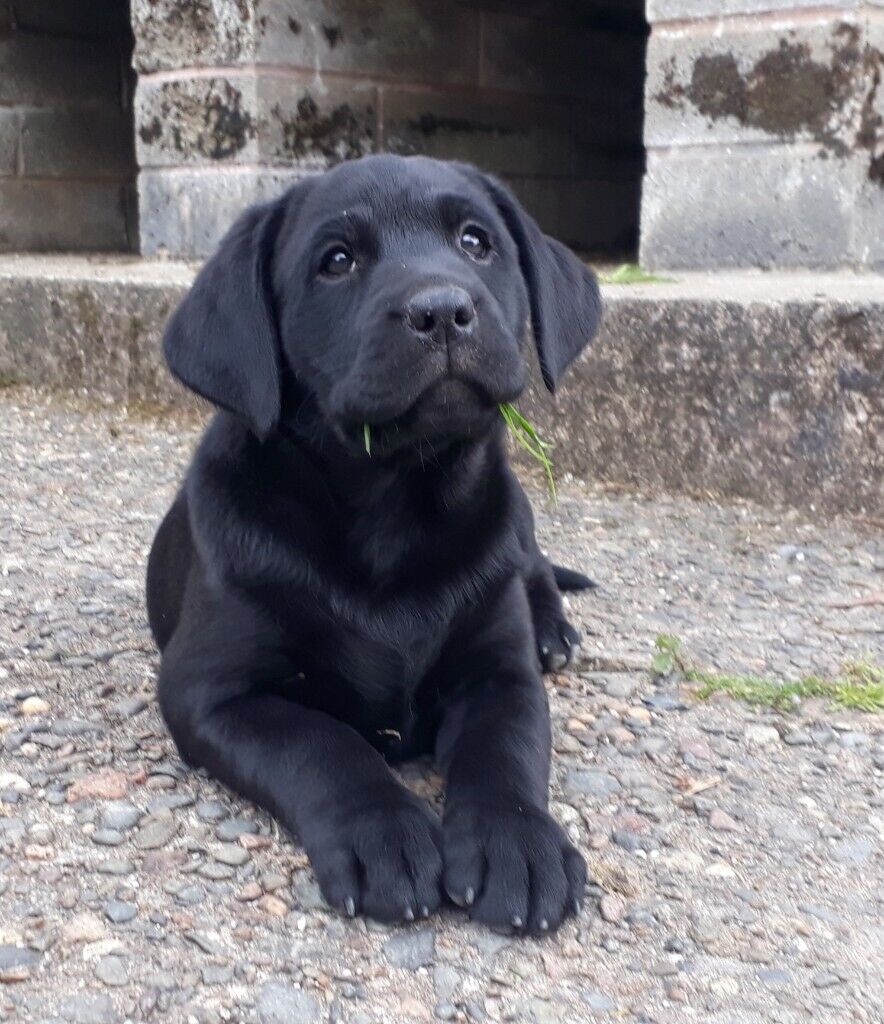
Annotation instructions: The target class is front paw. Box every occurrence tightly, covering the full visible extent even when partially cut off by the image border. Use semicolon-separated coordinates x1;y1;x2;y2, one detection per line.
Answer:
443;801;586;936
536;614;580;673
305;789;442;924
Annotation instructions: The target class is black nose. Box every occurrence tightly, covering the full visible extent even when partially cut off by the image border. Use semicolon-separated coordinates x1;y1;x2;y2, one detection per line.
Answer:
404;286;476;340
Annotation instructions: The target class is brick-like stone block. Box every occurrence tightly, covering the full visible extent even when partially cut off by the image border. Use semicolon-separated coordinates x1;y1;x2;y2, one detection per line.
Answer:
640;147;869;270
259;76;377;169
648;0;861;21
135;75;261;168
12;0;130;38
0;179;133;251
20;107;135;179
138;167;306;257
646;17;872;153
131;0;257;74
136;74;378;170
480;13;645;102
0;36;122;106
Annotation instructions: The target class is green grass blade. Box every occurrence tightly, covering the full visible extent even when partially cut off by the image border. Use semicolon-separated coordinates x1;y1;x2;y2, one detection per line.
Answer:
499;403;556;502
363;423;371;456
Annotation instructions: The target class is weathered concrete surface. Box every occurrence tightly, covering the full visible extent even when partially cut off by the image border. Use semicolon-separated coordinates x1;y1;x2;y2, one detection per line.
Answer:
0;391;882;1022
641;9;884;270
0;256;881;515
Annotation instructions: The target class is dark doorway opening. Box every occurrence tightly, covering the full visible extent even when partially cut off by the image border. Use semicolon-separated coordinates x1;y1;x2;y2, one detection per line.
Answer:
0;0;137;252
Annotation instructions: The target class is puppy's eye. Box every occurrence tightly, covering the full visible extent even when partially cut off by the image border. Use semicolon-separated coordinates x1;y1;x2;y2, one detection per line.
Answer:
320;246;356;278
459;226;491;261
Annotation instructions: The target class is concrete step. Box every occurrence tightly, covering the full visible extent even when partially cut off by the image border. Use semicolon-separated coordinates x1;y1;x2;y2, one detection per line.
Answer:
0;254;880;514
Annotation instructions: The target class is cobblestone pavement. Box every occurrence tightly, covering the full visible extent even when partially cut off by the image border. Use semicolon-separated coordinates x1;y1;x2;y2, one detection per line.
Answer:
1;390;882;1024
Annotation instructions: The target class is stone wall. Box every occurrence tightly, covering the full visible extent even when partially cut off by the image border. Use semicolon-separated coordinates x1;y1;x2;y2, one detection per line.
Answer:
0;0;137;252
133;0;648;258
641;1;884;270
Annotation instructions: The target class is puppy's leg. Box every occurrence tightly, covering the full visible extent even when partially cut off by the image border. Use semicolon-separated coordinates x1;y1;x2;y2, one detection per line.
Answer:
527;556;581;672
159;600;441;924
435;581;586;936
511;479;582;671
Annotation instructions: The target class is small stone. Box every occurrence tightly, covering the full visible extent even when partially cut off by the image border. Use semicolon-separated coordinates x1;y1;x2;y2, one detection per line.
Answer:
134;818;179;850
383;927;435;970
196;800;228;822
599;894;625;924
564;769;621;799
213;843;249;866
67;770;129;802
202;965;234;985
744;724;779;747
95;954;128;987
185;931;223;955
100;801;143;832
258;894;289;917
813;971;843;989
757;968;792;989
215;816;258;841
91;828;124;847
582;991;615;1013
237;881;263;902
0;772;31;793
104;900;137;924
19;696;50;716
0;946;39;970
58;992;116;1023
62;913;107;944
257;980;322;1024
110;697;148;718
708;809;739;832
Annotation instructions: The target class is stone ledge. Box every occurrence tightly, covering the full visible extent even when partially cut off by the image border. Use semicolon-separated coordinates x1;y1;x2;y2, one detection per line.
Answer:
0;255;880;514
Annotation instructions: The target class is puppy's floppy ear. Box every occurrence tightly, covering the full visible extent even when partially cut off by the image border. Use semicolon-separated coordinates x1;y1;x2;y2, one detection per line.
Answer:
459;166;602;391
163;196;287;439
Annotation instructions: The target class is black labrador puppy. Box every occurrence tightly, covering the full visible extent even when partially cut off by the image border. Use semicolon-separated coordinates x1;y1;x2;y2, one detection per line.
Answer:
147;155;602;936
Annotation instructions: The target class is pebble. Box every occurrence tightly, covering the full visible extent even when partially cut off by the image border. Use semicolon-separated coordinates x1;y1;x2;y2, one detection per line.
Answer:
599;894;625;924
100;801;143;832
744;724;780;747
213;843;250;866
57;992;116;1023
19;695;50;715
257;980;322;1024
62;912;107;943
215;816;259;841
104;899;137;924
91;828;125;847
564;769;621;799
66;770;129;802
708;809;739;832
384;928;435;970
95;954;129;987
134;818;179;850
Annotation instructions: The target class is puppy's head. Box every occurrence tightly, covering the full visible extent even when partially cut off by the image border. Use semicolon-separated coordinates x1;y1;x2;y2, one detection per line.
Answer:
164;155;602;452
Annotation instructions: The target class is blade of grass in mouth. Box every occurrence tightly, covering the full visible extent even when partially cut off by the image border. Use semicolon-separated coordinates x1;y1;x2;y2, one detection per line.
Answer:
499;402;556;502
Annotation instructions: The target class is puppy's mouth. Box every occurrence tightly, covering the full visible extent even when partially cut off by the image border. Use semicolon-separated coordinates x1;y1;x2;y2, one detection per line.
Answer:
345;376;508;455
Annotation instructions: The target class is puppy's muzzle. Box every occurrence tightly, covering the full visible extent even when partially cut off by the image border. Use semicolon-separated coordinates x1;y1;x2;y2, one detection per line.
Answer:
402;286;476;346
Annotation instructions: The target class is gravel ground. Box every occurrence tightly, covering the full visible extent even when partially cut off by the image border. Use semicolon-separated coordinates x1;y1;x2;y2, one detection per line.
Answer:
1;389;882;1024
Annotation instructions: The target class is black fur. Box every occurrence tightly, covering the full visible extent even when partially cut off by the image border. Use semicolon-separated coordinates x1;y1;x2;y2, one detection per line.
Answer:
147;155;602;936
